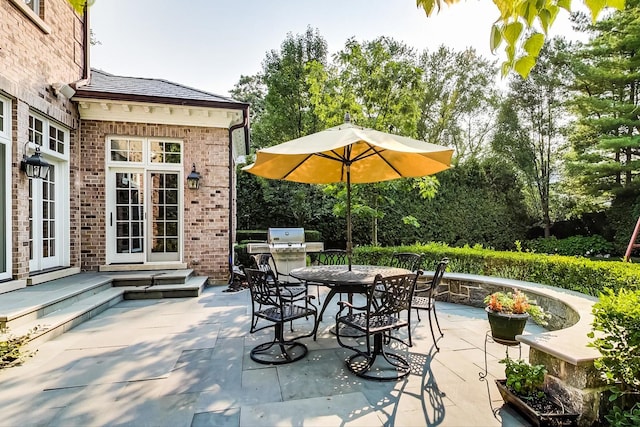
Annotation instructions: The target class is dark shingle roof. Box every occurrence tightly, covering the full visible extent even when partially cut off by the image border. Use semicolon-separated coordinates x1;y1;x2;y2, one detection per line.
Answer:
75;69;246;108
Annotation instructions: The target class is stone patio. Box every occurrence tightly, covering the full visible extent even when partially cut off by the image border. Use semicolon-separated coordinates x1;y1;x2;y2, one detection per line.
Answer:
0;285;540;426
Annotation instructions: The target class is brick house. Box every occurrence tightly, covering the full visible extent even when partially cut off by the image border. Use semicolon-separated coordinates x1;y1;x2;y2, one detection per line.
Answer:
0;0;249;292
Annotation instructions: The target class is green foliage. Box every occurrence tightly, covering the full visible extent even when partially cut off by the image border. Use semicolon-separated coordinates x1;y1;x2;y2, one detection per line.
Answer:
353;242;640;297
415;0;623;78
485;290;549;325
417;46;499;163
604;404;640;427
566;1;640;198
500;357;547;399
525;235;614;257
588;288;640;425
0;326;39;369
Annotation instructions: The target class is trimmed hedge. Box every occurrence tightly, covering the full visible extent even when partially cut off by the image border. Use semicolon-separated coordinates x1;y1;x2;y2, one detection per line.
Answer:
352;243;640;297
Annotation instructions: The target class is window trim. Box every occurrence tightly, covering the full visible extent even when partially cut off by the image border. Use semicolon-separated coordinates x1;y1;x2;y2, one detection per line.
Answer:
9;0;51;34
28;112;69;161
0;95;12;280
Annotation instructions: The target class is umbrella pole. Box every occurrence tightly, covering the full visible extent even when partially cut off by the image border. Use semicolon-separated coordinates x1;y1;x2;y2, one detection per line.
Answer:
346;164;352;271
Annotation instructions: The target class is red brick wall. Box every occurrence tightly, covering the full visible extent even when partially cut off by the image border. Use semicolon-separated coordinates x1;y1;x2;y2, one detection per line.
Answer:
1;0;86;279
79;120;232;282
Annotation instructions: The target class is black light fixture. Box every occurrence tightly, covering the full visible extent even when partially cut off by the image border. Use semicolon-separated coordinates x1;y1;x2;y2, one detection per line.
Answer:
21;145;50;179
186;163;201;189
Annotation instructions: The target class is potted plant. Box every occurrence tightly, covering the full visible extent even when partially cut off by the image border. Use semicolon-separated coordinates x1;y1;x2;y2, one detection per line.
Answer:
496;357;579;426
484;289;548;343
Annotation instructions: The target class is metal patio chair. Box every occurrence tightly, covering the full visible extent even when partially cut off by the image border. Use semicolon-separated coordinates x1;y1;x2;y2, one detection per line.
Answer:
245;268;317;365
335;272;418;381
411;258;449;351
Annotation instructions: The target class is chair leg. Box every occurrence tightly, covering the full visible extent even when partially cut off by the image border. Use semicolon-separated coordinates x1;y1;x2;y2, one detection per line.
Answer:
428;310;440;352
433;305;444;336
407;311;413;347
415;308;422;322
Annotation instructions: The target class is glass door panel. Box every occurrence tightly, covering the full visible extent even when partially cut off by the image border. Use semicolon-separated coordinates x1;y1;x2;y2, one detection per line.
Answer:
111;172;144;263
149;172;180;262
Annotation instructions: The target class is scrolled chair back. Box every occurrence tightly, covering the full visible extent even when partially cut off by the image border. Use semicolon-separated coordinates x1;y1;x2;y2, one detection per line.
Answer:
371;272;419;316
389;252;424;272
319;249;348;265
245;268;280;307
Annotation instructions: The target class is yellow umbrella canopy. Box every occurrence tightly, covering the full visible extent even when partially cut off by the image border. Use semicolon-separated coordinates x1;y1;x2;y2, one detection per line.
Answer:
243;121;453;184
243;118;454;269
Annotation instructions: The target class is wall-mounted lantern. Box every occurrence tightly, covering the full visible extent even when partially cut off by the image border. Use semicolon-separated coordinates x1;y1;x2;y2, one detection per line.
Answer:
187;163;201;189
21;145;50;179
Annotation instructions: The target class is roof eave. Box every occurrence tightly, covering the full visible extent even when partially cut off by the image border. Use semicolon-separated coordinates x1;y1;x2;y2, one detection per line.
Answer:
73;90;249;110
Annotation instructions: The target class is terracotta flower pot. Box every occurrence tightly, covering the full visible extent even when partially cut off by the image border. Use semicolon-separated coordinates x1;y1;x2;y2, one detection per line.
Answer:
486;307;529;344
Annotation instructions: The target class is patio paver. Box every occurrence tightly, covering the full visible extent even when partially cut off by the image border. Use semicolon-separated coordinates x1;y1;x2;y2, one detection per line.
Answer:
0;286;534;426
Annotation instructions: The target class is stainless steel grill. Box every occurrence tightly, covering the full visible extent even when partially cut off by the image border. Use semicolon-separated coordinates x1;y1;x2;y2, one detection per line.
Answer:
267;228;307;280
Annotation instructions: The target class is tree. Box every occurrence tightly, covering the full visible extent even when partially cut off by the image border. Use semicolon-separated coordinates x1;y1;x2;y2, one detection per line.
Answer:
567;2;640;197
253;26;328;149
493;39;571;237
417;46;500;164
308;37;430;245
229;75;266;126
415;0;624;77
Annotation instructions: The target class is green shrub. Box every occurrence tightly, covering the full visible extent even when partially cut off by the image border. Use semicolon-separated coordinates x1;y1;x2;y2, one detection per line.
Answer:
524;235;614;257
588;288;640;425
353;242;640;297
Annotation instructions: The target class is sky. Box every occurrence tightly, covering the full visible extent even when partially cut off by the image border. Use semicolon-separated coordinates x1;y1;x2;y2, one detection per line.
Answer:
89;0;583;98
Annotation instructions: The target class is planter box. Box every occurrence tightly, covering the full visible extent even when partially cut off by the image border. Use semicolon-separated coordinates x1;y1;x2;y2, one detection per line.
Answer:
495;379;579;427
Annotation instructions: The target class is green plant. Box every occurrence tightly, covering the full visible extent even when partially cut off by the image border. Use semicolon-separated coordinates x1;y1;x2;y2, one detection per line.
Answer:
588;288;640;426
524;235;614;257
484;289;549;325
500;357;547;400
0;326;39;369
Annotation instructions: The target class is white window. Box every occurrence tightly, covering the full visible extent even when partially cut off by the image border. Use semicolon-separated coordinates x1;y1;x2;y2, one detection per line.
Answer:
0;96;11;280
24;0;40;16
28;112;69;272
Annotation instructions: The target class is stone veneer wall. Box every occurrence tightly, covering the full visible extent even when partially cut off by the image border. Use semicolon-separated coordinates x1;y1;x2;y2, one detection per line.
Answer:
79;121;231;282
434;274;605;426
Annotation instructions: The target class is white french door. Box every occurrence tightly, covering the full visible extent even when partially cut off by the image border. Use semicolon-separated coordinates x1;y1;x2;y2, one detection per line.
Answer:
29;163;64;271
106;169;181;264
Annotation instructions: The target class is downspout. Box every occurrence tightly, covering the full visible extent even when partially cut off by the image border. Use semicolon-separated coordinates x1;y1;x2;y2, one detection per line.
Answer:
228;106;249;281
71;4;91;89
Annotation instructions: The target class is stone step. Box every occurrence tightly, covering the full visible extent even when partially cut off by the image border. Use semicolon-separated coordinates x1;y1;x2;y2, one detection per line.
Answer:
0;273;114;330
8;287;125;349
0;271;208;349
122;275;208;299
109;269;195;287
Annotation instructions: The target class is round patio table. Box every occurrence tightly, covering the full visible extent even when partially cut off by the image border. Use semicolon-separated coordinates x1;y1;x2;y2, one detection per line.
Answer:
289;265;412;339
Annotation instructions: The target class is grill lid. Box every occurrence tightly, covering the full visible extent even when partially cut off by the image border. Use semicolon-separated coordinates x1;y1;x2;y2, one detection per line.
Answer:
268;228;305;245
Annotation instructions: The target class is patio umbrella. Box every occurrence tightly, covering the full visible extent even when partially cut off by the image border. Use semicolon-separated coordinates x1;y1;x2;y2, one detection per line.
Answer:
243;115;454;269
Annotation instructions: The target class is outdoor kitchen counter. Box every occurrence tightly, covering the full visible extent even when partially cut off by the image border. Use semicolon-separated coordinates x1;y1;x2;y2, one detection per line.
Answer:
289;265;412;339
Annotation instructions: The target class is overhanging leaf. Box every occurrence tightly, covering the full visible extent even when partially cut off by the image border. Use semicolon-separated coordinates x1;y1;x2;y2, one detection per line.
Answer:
523;33;545;57
514;55;537;78
585;0;607;21
557;0;572;11
503;21;524;45
605;0;625;9
538;8;552;32
490;24;503;52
